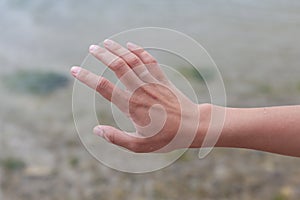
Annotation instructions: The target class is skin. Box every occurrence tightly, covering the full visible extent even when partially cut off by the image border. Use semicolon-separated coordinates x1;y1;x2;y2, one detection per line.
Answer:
71;39;300;157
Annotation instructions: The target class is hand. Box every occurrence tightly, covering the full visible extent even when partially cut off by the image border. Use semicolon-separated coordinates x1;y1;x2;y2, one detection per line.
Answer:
71;40;208;153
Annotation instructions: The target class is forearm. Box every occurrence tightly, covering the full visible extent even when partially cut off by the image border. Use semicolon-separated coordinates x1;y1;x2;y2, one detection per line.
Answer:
198;104;300;157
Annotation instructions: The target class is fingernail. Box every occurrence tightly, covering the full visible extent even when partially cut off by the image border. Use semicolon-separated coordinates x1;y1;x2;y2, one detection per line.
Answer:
89;44;100;53
103;39;113;47
93;126;104;137
127;42;139;50
70;66;81;77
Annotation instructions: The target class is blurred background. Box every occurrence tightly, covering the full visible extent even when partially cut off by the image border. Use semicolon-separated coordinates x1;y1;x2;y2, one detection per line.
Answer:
1;0;300;199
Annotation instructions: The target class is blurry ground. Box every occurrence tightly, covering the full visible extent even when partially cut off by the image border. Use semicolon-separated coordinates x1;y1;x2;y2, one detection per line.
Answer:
1;0;300;200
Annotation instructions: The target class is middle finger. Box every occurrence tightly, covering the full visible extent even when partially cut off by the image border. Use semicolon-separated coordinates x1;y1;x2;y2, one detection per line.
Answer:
89;44;143;91
103;39;156;83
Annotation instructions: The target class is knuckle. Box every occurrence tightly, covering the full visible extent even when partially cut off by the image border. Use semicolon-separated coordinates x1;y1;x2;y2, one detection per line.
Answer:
133;47;144;54
106;132;115;144
142;53;157;65
128;95;141;106
151;59;158;65
150;60;158;65
126;55;140;66
111;44;121;51
78;69;89;80
128;139;148;153
110;58;126;70
97;77;110;89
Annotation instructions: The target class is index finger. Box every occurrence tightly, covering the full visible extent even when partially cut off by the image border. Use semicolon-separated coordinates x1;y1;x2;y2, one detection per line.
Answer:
71;66;129;114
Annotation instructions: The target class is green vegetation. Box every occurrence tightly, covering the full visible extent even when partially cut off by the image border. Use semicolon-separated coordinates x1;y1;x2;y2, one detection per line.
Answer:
178;67;214;82
257;83;272;94
1;157;26;171
296;82;300;92
69;156;79;168
177;151;193;162
3;70;69;95
273;194;288;200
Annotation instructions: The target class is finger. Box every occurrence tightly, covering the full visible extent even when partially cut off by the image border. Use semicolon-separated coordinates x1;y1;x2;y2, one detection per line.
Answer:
71;66;129;113
89;44;143;91
93;125;173;153
127;42;168;83
93;125;150;153
103;39;156;83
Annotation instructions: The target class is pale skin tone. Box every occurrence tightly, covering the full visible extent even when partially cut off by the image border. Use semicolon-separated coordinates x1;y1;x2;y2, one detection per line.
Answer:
71;39;300;157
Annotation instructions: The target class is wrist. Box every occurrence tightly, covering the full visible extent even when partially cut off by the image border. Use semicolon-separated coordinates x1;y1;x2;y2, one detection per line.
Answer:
193;103;233;148
191;103;213;148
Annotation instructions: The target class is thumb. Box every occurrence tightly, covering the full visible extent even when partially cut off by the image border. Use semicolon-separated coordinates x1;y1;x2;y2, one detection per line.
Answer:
93;125;145;153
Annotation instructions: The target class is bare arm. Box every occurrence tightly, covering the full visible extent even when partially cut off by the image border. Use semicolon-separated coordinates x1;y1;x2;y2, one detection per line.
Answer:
212;105;300;157
71;40;300;157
